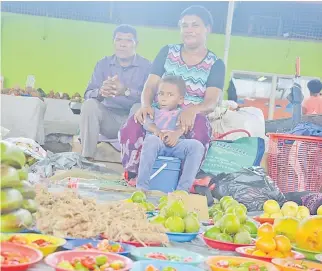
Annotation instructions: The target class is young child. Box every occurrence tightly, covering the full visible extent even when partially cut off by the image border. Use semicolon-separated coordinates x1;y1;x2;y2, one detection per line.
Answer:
302;79;322;115
136;76;205;192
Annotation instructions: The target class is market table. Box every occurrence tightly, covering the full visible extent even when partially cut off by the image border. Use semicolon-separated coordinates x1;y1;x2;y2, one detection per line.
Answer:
27;187;255;271
1;94;46;144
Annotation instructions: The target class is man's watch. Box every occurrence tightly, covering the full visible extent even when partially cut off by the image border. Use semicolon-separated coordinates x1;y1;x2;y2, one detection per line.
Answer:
124;87;131;97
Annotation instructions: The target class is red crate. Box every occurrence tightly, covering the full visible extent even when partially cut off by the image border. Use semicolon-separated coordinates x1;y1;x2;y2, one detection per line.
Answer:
268;133;322;193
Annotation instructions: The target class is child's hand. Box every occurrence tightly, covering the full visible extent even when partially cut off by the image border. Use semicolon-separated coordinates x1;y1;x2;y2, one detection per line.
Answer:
162;131;180;147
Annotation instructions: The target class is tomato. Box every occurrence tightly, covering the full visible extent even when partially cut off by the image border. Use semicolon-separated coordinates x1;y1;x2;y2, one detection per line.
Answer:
183;257;193;263
32;239;52;247
81;256;96;269
8;236;28;245
146;253;168;261
71;257;81;266
80;243;94;250
249;264;260;271
217;260;229;268
0;251;30;265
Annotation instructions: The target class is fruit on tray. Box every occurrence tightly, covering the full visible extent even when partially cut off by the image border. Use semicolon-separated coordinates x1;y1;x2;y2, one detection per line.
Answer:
204;221;253;245
273;259;322;271
77;240;125;253
295;215;322;253
126;191;156;212
262;200;310;219
145;265;178;271
4;235;54;248
0;141;36;232
214;259;270;271
153;191;200;233
1;250;31;265
205;196;257;244
145;252;193;263
246;222;293;258
57;254;125;270
273;217;299;242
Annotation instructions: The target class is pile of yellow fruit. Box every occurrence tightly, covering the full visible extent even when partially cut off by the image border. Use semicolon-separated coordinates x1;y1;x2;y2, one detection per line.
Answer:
261;200;310;219
246;223;293;258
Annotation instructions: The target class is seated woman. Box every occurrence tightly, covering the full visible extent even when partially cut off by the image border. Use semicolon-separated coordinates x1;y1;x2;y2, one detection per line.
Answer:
119;5;225;184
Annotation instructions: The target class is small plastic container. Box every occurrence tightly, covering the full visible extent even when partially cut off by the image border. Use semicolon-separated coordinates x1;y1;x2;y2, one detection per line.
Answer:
149;156;181;193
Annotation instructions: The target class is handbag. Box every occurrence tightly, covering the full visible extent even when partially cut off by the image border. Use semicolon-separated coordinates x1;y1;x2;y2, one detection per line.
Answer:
201;130;265;176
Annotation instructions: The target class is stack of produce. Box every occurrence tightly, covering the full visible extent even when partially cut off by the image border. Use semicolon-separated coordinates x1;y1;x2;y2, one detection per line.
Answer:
247;223;293;258
34;189;169;245
125;191;156;212
204;196;257;244
1;141;37;232
150;191;201;233
261;200;311;219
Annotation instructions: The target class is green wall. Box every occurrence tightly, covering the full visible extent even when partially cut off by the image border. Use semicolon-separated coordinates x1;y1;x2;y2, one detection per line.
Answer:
1;12;322;95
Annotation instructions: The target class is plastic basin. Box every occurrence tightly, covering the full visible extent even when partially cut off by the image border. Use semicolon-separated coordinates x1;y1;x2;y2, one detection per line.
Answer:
207;256;279;271
45;250;133;271
130;247;204;266
1;233;66;256
131;260;204;271
272;259;322;271
202;233;255;251
62;239;135;256
166;232;199;243
0;242;43;271
235;246;305;262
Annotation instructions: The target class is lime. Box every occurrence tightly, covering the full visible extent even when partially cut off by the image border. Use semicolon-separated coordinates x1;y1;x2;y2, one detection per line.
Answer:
131;191;146;203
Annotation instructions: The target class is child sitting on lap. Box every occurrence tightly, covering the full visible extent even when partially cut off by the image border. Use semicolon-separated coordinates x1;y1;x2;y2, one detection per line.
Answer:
136;76;205;192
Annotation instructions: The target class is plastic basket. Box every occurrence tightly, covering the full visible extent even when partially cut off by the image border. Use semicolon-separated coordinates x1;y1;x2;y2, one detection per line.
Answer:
268;133;322;193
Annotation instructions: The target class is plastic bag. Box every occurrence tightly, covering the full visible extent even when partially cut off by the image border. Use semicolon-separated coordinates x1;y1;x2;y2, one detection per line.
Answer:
210;167;286;212
4;137;47;160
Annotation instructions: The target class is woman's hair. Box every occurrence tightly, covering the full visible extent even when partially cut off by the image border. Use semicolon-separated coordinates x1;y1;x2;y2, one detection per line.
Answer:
307;79;322;94
180;5;214;28
160;76;187;96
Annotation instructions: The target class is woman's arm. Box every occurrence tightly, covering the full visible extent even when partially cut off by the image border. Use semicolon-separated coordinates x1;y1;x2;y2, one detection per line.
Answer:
194;59;226;114
141;45;169;107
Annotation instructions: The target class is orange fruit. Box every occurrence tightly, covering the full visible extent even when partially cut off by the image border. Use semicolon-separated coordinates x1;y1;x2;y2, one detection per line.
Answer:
256;237;277;253
258;223;276;238
145;265;158;271
275;235;291;253
252;250;267;257
267;250;284;258
245;248;255;254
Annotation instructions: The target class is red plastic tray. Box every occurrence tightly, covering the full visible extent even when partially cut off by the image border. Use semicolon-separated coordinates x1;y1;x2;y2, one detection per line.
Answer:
235;246;305;262
99;233;162;247
253;216;275;225
0;242;43;271
202;233;255;251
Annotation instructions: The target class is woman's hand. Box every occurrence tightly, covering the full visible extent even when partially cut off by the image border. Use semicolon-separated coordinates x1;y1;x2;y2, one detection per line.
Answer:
177;107;198;134
134;106;154;125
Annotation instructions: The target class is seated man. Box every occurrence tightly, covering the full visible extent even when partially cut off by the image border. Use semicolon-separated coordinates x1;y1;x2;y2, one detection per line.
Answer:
80;24;151;159
302;79;322;115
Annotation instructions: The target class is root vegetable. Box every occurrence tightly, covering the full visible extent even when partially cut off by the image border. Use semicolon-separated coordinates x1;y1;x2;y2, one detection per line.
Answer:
35;189;169;245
